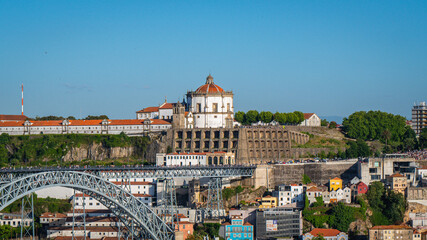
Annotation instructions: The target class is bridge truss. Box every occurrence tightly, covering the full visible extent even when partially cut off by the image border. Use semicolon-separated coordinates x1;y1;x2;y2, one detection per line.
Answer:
0;171;174;240
0;166;255;239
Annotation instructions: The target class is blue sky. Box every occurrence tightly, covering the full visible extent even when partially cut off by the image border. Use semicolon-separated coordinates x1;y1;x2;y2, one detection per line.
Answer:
1;1;426;121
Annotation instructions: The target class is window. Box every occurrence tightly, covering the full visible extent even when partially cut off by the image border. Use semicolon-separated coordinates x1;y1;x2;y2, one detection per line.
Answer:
197;104;201;113
213;103;218;113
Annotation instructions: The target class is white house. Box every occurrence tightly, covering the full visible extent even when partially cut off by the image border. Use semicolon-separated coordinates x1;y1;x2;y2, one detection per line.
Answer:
299;113;321;127
156;152;207;166
273;184;305;207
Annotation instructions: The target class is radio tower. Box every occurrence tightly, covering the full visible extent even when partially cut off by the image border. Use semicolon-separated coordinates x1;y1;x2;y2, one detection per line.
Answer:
21;84;24;115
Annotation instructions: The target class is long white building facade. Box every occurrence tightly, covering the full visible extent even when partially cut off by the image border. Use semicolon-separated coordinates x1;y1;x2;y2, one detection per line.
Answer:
0;119;171;136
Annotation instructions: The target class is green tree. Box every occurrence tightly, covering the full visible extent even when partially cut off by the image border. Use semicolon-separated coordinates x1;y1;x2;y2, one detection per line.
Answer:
274;112;287;124
321;119;329;127
420;128;427;149
328;202;355;232
287;112;297;124
234;111;245;123
294;111;305;124
302;174;312;184
259;111;273;123
244;110;259;125
367;182;385;210
329;121;337;129
85;115;109;120
383;189;406;224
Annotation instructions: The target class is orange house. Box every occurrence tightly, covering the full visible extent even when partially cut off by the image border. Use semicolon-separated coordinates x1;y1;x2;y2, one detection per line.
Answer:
175;221;194;240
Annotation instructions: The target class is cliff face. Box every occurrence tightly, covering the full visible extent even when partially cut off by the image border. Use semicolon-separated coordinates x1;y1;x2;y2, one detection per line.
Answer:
63;143;135;162
62;134;167;163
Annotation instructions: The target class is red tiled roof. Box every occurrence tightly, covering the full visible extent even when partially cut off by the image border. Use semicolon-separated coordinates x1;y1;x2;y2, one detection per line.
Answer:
136;107;159;113
331;177;342;181
307;187;322;192
40;212;67;218
303;113;315;119
389;173;405;178
309;228;341;237
221;222;231;226
74;193;91;197
0;119;171;127
370;225;413;230
159;103;174;109
196;84;224;94
243;222;252;226
0;115;28;121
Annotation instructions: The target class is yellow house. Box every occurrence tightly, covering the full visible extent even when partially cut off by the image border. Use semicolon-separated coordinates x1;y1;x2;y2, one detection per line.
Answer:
387;173;407;195
257;195;278;209
329;177;343;191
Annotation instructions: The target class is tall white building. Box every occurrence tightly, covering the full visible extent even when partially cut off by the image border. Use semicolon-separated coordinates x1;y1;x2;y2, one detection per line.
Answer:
273;184;305;207
186;75;234;129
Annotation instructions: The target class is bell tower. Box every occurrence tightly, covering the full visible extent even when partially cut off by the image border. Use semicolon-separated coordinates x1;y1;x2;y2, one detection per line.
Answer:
172;102;186;129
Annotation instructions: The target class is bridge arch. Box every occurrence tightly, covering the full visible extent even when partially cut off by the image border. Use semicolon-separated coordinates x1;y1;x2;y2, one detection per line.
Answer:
0;171;173;240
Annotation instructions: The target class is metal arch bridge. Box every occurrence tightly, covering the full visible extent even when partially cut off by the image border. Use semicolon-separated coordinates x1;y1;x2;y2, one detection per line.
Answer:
0;171;173;240
0;166;255;240
0;165;256;183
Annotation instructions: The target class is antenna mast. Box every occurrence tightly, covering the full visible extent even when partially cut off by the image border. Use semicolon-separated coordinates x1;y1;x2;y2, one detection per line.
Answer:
21;84;24;115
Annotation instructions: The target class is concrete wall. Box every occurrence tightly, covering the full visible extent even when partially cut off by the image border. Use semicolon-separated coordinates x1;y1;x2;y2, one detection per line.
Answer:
253;160;358;188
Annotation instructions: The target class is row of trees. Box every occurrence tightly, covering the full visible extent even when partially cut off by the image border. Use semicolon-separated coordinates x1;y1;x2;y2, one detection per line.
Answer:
235;110;305;125
30;115;109;121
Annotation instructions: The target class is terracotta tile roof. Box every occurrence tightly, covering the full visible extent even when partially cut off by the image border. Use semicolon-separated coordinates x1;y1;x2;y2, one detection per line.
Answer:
331;177;342;181
307;187;322;192
195;84;224;94
40;212;67;218
159;103;174;109
0;115;28;121
303;113;315;119
370;225;413;230
0;119;171;127
389;173;405;178
221;222;231;225
136;107;159;113
74;193;91;197
243;222;252;226
309;228;341;237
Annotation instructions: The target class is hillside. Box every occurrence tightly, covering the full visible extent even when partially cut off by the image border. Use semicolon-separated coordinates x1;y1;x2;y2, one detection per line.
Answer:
0;133;164;167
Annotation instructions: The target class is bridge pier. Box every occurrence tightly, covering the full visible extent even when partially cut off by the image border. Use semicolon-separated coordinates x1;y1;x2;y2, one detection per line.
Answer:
205;177;225;219
20;194;35;240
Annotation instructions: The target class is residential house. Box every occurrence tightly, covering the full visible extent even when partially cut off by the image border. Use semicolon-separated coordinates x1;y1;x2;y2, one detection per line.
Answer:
302;228;348;240
219;215;253;240
387;173;408;195
329;178;343;191
369;225;414;240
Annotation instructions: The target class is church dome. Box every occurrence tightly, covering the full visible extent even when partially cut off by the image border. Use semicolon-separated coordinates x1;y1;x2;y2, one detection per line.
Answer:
195;75;224;94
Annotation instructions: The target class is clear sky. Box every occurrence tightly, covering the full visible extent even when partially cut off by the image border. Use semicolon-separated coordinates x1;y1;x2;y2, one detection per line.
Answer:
1;1;426;121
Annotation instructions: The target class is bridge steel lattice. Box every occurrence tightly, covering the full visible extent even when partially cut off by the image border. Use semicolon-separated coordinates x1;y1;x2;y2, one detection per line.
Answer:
0;171;174;240
0;166;255;183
